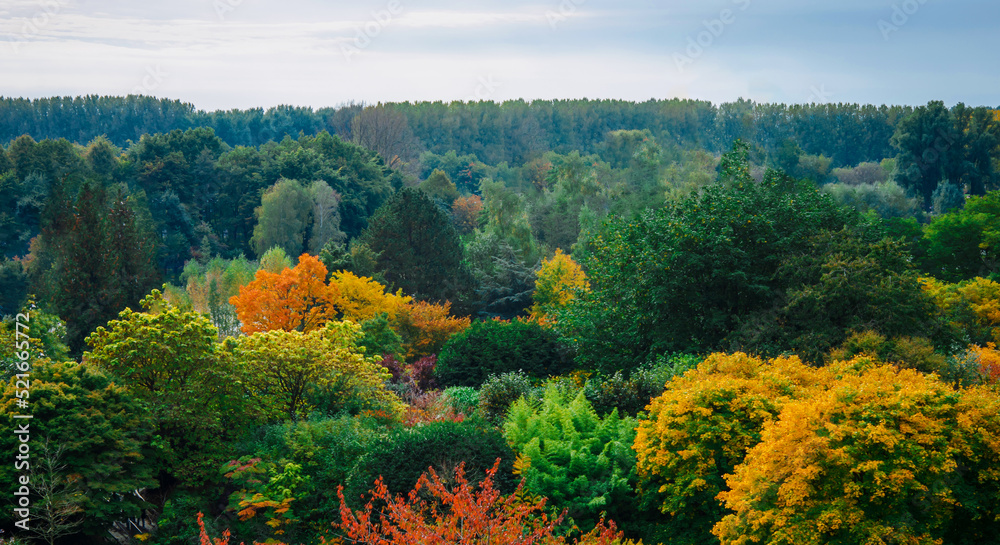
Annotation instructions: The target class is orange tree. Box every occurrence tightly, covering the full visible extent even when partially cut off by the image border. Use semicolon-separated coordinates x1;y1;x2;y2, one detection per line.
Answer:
230;253;338;334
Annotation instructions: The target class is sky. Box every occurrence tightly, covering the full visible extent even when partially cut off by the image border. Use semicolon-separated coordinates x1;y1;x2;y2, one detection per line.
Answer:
1;0;997;111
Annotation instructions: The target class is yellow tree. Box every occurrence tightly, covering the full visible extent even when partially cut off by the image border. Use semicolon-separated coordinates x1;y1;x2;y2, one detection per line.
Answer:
530;248;589;325
923;276;1000;345
328;270;412;322
224;321;403;422
631;352;834;544
715;365;1000;545
230;254;339;334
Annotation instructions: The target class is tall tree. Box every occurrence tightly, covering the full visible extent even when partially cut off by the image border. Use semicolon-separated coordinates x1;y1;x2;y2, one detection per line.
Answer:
34;181;160;352
358;188;468;304
251;177;312;258
891;101;959;209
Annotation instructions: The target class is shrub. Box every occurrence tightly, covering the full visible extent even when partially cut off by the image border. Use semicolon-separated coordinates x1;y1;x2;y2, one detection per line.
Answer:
479;371;534;424
436;318;571;387
716;366;1000;545
343;420;517;509
442;386;480;416
504;385;639;536
585;353;701;417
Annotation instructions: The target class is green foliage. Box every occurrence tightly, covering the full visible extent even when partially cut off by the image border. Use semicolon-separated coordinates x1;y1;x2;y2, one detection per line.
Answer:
0;360;156;538
34;181;161;352
932;180;966;215
478;371;534;424
442;385;480;415
504;385;639;536
358;187;469;303
584;353;701;417
436;318;572;387
343;419;517;508
823;180;923;219
85;290;244;486
921;190;1000;281
419;168;459;204
463;230;537;319
251;178;312;258
359;313;405;359
740;228;940;361
224;321;402;423
559;141;861;373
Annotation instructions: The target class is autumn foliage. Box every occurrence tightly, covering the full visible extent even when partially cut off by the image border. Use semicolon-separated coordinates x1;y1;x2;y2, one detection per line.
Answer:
230;254;338;334
452;194;484;234
530;248;589;325
336;460;629;545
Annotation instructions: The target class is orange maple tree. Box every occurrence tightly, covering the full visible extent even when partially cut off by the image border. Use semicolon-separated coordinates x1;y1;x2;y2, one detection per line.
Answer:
336;460;626;545
230;254;339;334
394;300;471;360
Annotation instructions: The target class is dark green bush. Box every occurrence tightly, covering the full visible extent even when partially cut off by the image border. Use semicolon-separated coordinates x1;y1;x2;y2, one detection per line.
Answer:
585;353;701;416
343;419;516;508
478;371;535;424
435;318;571;387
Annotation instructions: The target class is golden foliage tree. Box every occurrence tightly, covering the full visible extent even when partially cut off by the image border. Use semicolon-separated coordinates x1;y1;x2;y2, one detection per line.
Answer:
224;321;403;422
631;352;833;544
715;365;1000;545
530;248;589;325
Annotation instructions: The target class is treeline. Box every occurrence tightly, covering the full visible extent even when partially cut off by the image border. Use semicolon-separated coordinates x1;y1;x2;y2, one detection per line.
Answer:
1;95;923;166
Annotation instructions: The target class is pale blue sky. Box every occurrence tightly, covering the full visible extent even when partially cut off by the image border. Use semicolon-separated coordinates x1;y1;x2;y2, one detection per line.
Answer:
1;0;997;110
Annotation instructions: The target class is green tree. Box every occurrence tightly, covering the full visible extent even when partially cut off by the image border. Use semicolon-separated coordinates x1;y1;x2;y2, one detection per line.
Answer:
558;142;858;373
85;291;242;486
251;178;312;258
0;359;156;538
224;321;402;422
921;190;1000;281
891;101;959;209
419;168;459;204
34;181;160;353
436;318;572;387
358;187;468;303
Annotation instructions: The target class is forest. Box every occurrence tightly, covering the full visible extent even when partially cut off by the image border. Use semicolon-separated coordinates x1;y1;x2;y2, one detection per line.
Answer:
2;95;1000;545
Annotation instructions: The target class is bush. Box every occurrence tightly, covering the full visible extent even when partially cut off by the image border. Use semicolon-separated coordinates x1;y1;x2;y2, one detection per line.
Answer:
716;367;1000;545
436;318;571;387
442;386;480;416
479;371;535;424
632;353;834;545
504;385;639;536
343;420;517;508
585;353;701;417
